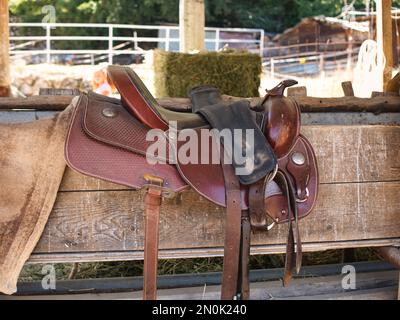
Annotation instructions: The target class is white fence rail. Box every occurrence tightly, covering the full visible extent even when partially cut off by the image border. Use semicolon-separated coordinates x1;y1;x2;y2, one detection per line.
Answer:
9;23;264;64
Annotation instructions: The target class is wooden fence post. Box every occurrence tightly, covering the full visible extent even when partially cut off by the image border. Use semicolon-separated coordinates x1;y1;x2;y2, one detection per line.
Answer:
179;0;205;53
376;0;394;91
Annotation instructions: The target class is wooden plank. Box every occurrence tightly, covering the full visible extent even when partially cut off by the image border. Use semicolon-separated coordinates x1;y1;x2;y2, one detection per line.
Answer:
2;270;398;300
287;86;307;97
39;88;80;96
386;71;400;94
13;262;396;295
295;96;400;113
2;95;400;113
0;96;76;110
161;95;400;113
28;124;399;262
59;125;400;191
0;111;57;124
301;112;400;125
376;0;394;91
179;0;205;53
30;181;400;259
3;110;400;126
341;81;355;96
290;287;397;300
27;239;400;263
0;0;10;97
2;287;397;300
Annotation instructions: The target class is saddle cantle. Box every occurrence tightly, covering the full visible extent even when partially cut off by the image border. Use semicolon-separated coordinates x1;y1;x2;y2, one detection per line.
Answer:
65;65;319;300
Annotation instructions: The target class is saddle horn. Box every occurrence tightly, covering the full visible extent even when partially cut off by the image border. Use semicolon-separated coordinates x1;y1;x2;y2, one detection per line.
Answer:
261;79;298;105
260;79;301;158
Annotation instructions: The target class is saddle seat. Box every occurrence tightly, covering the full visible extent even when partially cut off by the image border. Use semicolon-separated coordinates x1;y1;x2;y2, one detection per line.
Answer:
107;65;207;130
107;65;301;160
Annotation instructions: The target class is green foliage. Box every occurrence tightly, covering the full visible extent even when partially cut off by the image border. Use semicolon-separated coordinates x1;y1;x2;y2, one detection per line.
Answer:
154;50;262;98
11;0;400;34
9;0;179;24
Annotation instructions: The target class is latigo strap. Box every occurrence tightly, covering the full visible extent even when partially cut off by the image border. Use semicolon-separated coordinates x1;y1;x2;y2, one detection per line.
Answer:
220;150;243;300
273;171;302;286
143;186;163;300
238;211;251;300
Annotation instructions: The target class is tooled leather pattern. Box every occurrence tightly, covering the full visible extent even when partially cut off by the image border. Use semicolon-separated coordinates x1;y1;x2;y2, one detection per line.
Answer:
65;94;188;192
265;134;318;223
83;92;172;163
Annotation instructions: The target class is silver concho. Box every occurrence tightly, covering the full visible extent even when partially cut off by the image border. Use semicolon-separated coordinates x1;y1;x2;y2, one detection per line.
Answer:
291;152;305;165
102;107;117;118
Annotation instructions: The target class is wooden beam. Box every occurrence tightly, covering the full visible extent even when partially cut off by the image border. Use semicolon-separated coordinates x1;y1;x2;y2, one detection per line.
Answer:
386;71;400;94
158;95;400;114
376;0;394;90
0;0;10;97
5;266;399;300
30;181;400;260
179;0;205;52
392;19;398;68
291;96;400;113
1;95;400;114
341;81;355;96
287;86;307;97
24;125;400;261
0;95;77;110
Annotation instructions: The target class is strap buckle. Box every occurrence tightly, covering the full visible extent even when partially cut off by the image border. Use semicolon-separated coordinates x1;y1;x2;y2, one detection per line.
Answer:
143;174;164;186
296;187;309;203
143;173;176;199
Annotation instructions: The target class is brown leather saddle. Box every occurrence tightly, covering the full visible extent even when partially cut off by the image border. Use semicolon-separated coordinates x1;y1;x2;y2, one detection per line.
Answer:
65;65;318;300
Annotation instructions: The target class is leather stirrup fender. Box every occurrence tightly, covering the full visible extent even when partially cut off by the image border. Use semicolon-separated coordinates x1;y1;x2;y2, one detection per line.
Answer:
220;149;242;300
273;171;301;287
143;180;163;300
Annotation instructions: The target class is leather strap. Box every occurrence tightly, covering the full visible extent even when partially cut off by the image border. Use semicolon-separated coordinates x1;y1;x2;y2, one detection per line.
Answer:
248;178;269;231
220;150;242;300
248;167;277;231
248;170;303;289
273;171;301;286
143;187;162;300
239;211;251;300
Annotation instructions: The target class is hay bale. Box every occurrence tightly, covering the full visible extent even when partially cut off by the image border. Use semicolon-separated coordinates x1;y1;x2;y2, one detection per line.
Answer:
154;50;262;98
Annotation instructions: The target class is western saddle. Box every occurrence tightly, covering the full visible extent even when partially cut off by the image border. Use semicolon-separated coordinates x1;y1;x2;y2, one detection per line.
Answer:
65;65;318;300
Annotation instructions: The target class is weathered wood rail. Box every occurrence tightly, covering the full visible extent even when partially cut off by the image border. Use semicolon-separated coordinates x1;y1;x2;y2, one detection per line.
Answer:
27;124;400;263
1;94;400;113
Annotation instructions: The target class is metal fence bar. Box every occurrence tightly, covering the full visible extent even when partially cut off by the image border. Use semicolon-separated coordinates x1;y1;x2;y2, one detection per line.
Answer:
215;29;220;51
270;58;274;79
108;26;113;64
9;22;265;63
165;28;170;51
45;24;51;63
259;29;265;57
